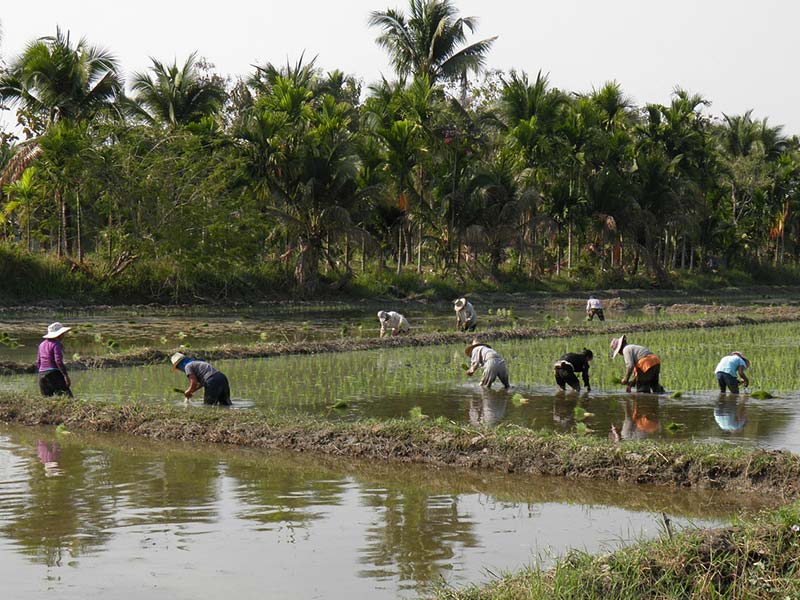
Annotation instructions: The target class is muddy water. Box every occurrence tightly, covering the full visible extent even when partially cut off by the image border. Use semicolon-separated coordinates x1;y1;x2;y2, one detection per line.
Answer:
0;425;763;599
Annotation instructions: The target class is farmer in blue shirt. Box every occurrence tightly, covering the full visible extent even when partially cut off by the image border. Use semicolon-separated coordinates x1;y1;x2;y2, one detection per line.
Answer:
714;351;750;394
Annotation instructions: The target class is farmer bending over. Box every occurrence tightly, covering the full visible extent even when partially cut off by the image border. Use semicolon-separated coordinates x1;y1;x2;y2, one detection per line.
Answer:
586;296;605;321
714;351;750;394
465;339;510;389
171;352;231;406
610;335;665;393
377;310;410;338
554;348;594;392
454;297;477;332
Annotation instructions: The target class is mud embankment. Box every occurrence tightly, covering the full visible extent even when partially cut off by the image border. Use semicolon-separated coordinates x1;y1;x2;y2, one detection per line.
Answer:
1;393;798;499
3;305;800;376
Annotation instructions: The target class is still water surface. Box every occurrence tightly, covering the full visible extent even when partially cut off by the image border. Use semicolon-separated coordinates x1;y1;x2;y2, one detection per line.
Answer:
0;425;760;600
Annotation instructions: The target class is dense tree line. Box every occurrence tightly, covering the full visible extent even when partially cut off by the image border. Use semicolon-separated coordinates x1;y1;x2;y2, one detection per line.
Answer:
1;1;799;298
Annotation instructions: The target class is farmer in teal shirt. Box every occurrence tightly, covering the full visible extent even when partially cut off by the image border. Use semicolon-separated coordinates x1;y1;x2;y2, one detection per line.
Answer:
714;351;750;394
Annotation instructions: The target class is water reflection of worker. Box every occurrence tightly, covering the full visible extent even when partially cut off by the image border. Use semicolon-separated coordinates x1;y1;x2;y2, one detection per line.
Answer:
469;388;508;426
714;351;750;394
586;296;605;321
465;339;510;389
454;297;478;332
36;440;63;477
714;397;747;432
553;348;593;392
618;397;660;440
553;395;578;429
610;335;665;393
377;310;410;337
170;352;232;406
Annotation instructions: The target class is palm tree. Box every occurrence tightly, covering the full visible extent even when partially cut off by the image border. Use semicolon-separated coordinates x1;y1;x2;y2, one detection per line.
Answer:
130;52;226;127
0;27;122;134
369;0;496;89
0;28;122;257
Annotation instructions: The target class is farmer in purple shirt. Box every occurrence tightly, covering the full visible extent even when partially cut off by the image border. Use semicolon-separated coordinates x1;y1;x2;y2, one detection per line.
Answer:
37;322;73;397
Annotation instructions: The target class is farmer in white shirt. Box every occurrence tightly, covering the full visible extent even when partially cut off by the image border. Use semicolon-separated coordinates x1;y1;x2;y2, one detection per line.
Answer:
454;297;477;331
377;310;410;337
465;339;509;389
586;295;605;321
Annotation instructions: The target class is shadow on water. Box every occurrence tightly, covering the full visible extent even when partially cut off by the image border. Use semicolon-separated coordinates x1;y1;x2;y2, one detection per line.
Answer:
0;425;771;600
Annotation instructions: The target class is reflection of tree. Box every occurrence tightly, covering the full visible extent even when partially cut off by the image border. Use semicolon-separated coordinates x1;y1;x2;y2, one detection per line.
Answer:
357;486;479;589
1;428;222;567
1;437;116;567
223;458;346;527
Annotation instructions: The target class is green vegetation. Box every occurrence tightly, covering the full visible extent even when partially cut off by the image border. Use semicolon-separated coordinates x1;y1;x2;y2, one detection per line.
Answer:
434;502;800;599
1;1;799;303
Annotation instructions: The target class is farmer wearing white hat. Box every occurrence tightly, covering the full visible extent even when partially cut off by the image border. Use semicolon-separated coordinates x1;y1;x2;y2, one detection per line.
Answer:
170;352;231;406
714;351;750;394
454;297;477;332
465;339;509;389
610;335;664;393
37;322;73;397
377;310;410;338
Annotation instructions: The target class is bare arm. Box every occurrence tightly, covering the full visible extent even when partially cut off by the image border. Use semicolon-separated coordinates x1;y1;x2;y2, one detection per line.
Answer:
737;365;749;388
185;374;201;398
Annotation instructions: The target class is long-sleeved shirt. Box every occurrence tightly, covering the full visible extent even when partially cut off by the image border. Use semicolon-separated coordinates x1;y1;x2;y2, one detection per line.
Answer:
184;360;220;387
621;344;655;379
714;354;747;377
557;352;591;387
455;302;477;327
469;345;503;371
379;311;409;335
37;339;67;373
586;298;602;310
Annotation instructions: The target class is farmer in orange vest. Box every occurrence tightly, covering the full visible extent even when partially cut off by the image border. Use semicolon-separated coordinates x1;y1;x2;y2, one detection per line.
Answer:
610;335;665;393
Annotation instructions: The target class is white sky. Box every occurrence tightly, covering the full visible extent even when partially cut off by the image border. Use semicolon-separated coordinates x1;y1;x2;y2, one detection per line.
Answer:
2;0;798;134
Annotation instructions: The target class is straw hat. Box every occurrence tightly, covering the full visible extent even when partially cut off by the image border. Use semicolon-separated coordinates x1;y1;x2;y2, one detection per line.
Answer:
731;351;750;368
610;335;626;358
377;310;388;321
170;352;187;370
454;297;467;311
43;322;71;339
464;338;491;356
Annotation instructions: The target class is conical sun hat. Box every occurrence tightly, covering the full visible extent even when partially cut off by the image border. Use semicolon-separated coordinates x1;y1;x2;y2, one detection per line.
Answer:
170;352;187;370
454;298;467;310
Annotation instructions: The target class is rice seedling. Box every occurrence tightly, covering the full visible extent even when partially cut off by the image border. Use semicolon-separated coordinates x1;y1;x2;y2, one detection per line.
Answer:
409;406;428;420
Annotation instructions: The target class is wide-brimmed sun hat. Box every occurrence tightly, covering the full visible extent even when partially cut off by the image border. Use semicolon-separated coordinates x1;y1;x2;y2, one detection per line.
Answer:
377;310;388;321
731;351;750;367
610;335;626;358
170;352;187;370
464;338;491;356
43;322;71;339
454;297;467;310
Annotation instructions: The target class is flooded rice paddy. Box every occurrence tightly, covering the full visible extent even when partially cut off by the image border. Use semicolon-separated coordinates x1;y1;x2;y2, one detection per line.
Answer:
0;425;765;599
3;319;800;452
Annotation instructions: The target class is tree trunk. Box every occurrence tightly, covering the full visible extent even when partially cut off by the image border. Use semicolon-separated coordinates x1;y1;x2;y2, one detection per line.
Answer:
295;238;319;296
567;223;572;272
416;222;422;274
76;191;83;264
396;227;402;275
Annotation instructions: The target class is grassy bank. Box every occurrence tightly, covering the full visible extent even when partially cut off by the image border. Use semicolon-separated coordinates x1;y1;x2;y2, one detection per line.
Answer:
4;307;800;376
6;243;800;305
1;393;798;498
435;501;800;599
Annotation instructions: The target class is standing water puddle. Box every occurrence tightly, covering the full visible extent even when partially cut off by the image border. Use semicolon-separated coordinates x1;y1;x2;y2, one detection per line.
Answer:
0;425;765;599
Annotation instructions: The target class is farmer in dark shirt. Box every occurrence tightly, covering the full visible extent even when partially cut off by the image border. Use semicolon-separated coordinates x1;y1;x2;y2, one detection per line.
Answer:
553;348;594;392
170;352;231;406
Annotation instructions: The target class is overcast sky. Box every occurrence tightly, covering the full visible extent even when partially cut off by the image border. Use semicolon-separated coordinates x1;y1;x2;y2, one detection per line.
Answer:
2;0;798;134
